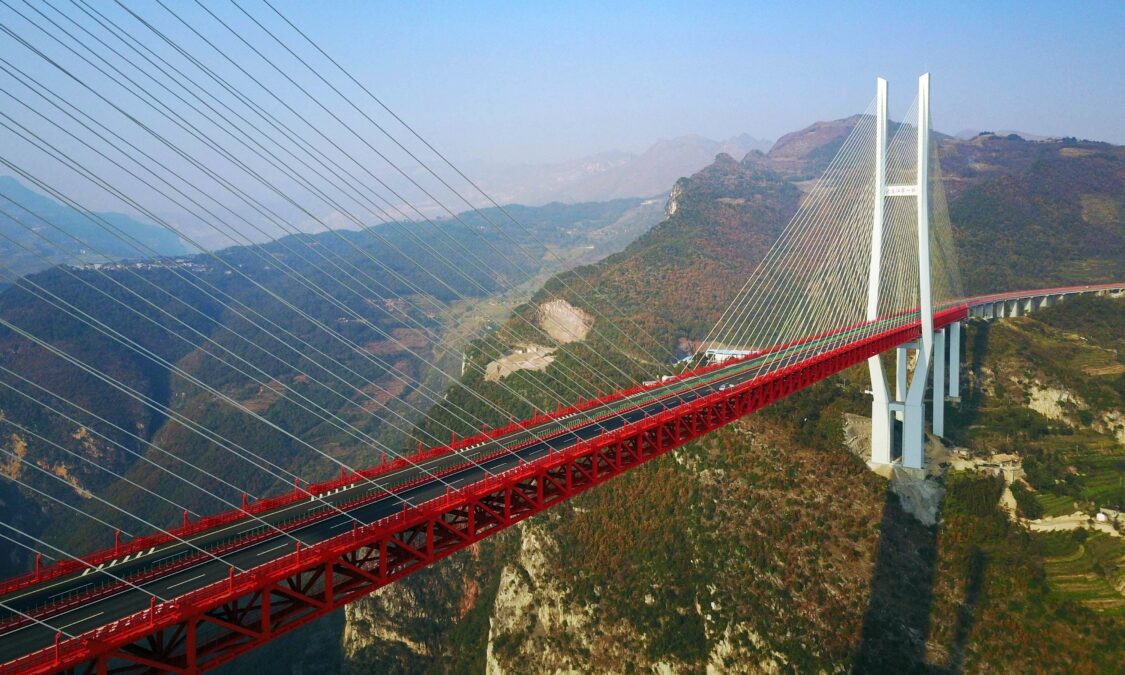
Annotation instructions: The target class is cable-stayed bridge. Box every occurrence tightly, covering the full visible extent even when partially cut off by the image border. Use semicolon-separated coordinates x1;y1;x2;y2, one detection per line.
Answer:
0;3;1120;672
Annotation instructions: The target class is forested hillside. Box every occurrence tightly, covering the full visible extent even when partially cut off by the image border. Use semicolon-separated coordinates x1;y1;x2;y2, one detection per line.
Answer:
0;196;662;571
325;125;1124;673
941;135;1125;293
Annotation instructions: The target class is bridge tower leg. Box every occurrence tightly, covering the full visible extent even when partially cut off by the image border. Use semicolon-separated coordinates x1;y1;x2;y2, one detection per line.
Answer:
901;73;932;470
866;77;893;465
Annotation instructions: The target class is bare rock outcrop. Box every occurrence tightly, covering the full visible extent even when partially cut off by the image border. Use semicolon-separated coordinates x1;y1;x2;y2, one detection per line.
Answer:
537;299;593;344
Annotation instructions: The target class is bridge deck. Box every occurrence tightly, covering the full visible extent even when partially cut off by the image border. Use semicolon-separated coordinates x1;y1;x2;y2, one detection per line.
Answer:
0;284;1120;673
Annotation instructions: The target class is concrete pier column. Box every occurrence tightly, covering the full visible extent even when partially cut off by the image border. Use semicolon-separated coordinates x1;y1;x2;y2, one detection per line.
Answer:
895;346;908;421
870;395;893;465
932;328;946;437
902;402;925;469
948;321;961;398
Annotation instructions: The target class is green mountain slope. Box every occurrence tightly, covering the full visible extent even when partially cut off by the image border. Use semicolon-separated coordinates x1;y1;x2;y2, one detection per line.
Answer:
947;139;1125;293
0;197;661;569
328;128;1125;673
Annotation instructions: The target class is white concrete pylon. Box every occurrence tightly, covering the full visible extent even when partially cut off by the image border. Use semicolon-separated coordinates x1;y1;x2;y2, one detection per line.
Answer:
867;77;892;465
866;73;937;469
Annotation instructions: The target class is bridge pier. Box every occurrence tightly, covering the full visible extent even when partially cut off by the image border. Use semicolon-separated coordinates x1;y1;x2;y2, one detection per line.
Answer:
948;321;960;398
932;327;946;438
894;345;908;421
901;337;930;471
901;401;926;469
870;379;893;465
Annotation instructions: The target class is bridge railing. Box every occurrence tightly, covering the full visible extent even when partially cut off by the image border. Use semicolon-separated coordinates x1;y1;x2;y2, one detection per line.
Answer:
0;301;973;598
2;305;977;674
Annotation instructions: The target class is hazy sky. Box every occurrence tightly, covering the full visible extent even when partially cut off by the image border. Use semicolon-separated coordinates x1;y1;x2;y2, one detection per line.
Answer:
280;0;1125;163
0;0;1121;234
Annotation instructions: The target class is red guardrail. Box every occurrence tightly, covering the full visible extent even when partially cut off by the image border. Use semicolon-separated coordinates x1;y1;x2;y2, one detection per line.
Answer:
0;287;1100;598
0;307;982;674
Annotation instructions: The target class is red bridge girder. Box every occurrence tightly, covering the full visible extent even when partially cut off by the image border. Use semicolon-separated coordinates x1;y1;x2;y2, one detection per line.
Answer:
3;307;968;675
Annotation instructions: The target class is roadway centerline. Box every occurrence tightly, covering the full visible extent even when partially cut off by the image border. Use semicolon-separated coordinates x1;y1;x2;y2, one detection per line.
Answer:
58;611;103;632
166;573;206;590
255;542;289;558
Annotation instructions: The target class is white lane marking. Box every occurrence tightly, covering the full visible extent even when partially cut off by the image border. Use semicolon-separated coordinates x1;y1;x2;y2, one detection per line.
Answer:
256;542;289;557
80;568;90;577
166;573;206;590
59;611;103;631
330;521;352;529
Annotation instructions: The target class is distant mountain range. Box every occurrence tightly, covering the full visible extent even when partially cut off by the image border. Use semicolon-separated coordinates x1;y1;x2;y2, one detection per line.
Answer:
461;133;772;206
0;176;190;279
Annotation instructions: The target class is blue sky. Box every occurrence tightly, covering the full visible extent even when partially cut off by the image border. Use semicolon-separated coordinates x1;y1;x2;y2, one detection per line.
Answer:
277;0;1125;162
0;0;1121;226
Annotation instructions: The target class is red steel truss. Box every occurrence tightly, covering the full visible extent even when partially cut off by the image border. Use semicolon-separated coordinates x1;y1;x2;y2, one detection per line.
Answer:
1;306;970;675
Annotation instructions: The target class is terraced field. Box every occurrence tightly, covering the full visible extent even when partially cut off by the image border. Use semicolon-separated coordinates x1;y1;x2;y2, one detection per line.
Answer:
1031;453;1125;517
1040;532;1125;615
1036;492;1080;518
